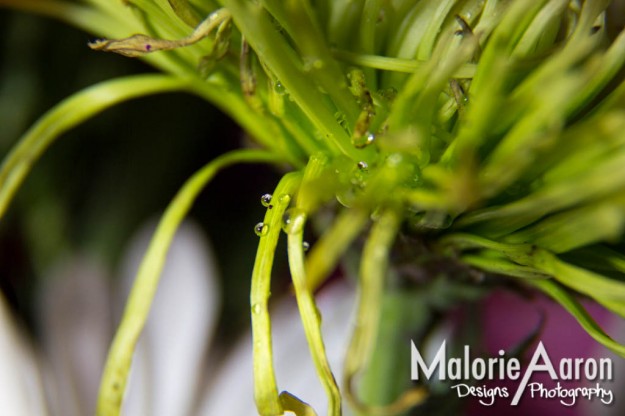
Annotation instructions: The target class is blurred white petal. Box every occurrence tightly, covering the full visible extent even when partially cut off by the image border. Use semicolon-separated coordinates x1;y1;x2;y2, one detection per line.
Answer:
120;220;220;416
198;280;355;415
0;293;48;416
38;256;112;416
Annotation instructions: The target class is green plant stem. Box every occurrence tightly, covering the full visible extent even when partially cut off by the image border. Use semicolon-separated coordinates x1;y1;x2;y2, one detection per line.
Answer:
304;207;369;292
167;0;202;27
345;208;400;383
224;0;376;163
344;207;426;415
0;74;190;221
0;0;108;29
96;150;285;416
287;210;341;416
262;0;360;122
332;49;477;78
529;279;625;357
250;172;302;416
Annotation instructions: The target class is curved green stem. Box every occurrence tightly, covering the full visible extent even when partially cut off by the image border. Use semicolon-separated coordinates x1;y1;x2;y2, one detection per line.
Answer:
344;207;427;415
96;150;285;416
304;207;369;292
251;172;302;416
0;74;190;221
345;208;400;382
530;279;625;357
287;210;341;416
332;49;477;78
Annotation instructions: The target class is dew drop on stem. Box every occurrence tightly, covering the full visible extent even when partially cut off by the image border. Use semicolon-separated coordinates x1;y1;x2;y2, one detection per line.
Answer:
278;194;291;204
282;208;305;234
352;131;375;149
274;81;285;94
261;193;273;208
282;212;292;233
254;222;269;237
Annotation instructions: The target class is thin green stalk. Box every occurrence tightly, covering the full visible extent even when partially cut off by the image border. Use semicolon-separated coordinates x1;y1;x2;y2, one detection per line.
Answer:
505;196;625;253
415;0;457;61
345;208;400;382
0;0;105;28
0;0;142;51
0;0;202;79
443;233;625;312
0;74;191;221
96;150;285;416
224;0;376;163
530;279;625;357
250;172;302;416
461;254;552;280
332;49;476;78
358;0;382;90
344;207;428;415
304;207;369;292
286;210;341;416
188;77;305;167
107;0;209;65
84;0;139;29
529;250;625;306
325;0;364;50
88;8;231;58
457;149;625;236
167;0;202;27
262;0;361;123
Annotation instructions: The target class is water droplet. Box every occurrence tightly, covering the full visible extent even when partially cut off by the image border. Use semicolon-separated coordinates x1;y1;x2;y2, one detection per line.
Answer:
282;208;305;234
278;194;291;205
336;187;356;207
254;222;269;237
252;303;262;314
302;241;310;252
357;161;368;170
274;81;285;94
261;193;273;208
282;211;292;233
352;131;375;149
